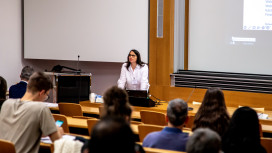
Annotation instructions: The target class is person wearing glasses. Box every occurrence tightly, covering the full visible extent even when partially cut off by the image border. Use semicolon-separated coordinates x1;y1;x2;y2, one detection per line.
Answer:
0;72;63;153
117;49;149;90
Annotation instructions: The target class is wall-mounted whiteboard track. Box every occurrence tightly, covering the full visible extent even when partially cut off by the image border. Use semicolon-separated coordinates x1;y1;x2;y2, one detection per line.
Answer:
24;0;149;63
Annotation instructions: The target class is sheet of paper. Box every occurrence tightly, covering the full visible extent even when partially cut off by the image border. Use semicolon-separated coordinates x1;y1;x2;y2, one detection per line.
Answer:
41;135;76;144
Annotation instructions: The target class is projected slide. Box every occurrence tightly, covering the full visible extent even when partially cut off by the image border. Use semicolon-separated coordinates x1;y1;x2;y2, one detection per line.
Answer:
243;0;272;30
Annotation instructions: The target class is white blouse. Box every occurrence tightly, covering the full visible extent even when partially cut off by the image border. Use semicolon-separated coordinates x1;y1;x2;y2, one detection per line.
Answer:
117;63;149;90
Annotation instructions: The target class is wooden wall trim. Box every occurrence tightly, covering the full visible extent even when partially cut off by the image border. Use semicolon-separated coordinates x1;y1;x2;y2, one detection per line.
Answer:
149;0;175;100
167;87;272;111
184;0;189;70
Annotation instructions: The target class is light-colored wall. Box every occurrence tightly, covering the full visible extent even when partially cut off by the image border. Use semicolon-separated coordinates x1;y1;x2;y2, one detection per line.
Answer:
0;0;23;88
0;0;122;95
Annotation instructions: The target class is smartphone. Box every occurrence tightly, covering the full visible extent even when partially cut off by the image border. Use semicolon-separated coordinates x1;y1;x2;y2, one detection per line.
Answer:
55;120;64;127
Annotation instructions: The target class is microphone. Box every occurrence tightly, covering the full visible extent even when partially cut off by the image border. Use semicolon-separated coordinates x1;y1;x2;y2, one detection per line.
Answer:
77;54;81;103
186;85;196;111
77;54;81;74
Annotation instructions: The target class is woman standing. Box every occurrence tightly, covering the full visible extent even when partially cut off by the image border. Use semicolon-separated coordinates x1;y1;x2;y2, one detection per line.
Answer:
117;49;149;90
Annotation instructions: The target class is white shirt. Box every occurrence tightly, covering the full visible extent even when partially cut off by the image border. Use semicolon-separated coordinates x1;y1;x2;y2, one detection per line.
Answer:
117;63;149;90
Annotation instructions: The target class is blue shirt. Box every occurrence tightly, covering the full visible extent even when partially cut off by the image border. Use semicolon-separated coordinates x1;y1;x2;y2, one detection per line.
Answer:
9;81;27;98
142;127;189;152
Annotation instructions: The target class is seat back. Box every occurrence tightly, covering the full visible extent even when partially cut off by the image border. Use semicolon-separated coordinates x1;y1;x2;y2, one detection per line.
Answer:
87;118;99;135
58;103;83;117
52;114;70;133
0;139;16;153
138;124;164;142
98;106;104;118
144;147;186;153
79;101;102;108
73;116;96;119
140;110;166;126
261;137;272;153
130;120;144;125
259;119;272;125
184;115;195;129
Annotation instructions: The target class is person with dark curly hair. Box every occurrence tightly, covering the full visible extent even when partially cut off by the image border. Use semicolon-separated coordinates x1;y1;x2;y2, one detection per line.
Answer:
81;86;145;153
192;87;230;137
87;116;140;153
101;86;132;121
222;106;266;153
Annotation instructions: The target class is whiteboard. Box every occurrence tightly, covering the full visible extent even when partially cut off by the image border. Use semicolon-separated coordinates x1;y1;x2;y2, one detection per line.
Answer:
189;0;272;75
24;0;149;63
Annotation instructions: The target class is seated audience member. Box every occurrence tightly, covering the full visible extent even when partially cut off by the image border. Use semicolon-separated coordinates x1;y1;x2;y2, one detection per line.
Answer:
142;98;189;152
85;116;143;153
9;65;34;98
186;128;221;153
102;86;132;122
192;87;230;137
0;72;63;153
0;76;7;111
222;106;267;153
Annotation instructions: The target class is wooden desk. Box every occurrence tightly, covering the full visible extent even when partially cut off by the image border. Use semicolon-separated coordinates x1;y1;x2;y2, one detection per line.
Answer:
144;147;185;153
49;102;272;134
81;106;141;119
41;139;185;153
50;101;272;118
50;104;141;119
66;117;139;134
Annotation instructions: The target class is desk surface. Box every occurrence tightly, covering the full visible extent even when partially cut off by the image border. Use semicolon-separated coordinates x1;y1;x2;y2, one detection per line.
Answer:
50;102;272;118
66;117;139;134
48;102;272;134
66;117;193;135
41;139;185;153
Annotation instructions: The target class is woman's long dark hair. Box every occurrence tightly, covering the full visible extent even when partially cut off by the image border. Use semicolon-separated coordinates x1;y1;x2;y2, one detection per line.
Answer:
222;107;266;153
0;76;7;100
126;49;145;70
192;87;230;137
102;86;132;121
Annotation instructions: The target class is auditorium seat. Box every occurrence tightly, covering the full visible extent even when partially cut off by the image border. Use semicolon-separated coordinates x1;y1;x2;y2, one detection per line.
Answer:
261;137;272;153
138;124;164;142
140;110;167;126
131;120;144;125
0;139;16;153
184;115;195;129
87;118;99;135
52;114;70;133
79;101;102;108
58;103;83;117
